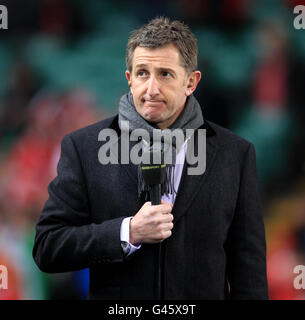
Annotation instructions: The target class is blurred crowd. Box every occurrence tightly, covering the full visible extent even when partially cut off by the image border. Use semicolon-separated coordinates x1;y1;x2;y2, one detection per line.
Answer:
1;0;305;299
0;85;101;299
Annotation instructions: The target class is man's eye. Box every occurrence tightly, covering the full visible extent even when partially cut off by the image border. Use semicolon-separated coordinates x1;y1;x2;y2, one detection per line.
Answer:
137;70;147;77
161;71;171;78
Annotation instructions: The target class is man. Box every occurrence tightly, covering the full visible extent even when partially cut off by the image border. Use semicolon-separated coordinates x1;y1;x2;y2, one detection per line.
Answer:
33;17;268;299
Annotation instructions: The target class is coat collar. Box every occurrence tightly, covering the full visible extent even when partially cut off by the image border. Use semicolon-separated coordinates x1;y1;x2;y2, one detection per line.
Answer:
106;115;219;222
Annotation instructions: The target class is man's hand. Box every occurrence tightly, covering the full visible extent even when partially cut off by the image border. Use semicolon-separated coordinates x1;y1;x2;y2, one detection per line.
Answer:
129;201;174;245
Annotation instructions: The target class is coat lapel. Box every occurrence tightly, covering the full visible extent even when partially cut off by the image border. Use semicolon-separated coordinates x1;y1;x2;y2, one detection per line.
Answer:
172;122;218;224
108;115;139;186
119;139;139;185
108;116;219;217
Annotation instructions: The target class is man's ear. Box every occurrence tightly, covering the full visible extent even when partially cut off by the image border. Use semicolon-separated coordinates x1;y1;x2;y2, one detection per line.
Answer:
185;71;201;96
125;70;132;87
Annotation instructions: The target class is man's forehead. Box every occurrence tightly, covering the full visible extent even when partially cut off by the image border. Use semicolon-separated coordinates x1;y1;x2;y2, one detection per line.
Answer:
132;44;184;69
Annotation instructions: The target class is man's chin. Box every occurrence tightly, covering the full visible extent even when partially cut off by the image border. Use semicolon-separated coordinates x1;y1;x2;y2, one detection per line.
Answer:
143;115;161;125
141;110;162;123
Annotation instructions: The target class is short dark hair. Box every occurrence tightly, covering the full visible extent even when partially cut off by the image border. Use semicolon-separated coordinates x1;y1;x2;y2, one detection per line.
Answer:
126;16;198;73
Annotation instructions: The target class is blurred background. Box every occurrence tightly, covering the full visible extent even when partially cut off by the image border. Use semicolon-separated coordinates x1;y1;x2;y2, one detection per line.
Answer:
0;0;305;300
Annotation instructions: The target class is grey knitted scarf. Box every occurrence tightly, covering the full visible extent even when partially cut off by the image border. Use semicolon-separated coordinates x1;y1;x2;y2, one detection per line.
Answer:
118;91;204;199
118;92;203;134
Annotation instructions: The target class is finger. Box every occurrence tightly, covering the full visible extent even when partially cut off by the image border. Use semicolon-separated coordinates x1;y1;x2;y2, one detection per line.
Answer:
162;222;174;230
160;230;172;240
150;203;172;214
154;214;173;227
161;214;174;223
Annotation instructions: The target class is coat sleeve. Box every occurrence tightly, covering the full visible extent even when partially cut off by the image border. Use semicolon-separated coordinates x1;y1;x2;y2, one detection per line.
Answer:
32;134;125;273
225;143;269;299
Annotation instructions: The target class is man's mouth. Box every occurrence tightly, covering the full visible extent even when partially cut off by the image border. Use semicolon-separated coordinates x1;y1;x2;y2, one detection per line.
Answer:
142;99;165;105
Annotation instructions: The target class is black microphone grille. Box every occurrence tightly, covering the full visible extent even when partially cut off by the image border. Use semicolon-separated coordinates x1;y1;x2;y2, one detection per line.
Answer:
140;148;167;185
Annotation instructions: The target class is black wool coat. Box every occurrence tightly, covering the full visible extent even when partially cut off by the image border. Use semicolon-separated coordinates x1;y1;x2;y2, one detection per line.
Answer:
32;116;269;300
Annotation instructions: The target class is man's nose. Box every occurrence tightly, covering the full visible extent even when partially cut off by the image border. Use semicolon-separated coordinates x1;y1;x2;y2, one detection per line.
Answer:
146;76;160;97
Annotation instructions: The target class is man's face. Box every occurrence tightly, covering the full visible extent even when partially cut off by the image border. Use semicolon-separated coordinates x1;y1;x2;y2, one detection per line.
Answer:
126;44;201;129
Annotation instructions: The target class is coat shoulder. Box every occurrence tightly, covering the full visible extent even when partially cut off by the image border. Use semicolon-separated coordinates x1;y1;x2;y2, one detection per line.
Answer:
206;120;254;152
65;115;118;144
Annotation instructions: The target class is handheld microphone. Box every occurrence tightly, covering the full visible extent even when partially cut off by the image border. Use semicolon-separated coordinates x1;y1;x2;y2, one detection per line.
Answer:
140;160;166;205
140;148;166;300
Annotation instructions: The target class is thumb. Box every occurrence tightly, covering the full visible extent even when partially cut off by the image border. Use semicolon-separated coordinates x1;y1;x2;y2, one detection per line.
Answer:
161;200;173;208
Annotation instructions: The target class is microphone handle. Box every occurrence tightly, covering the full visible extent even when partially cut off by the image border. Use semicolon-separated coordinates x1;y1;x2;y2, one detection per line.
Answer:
150;184;161;205
149;184;163;299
